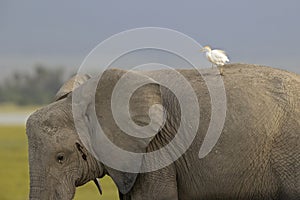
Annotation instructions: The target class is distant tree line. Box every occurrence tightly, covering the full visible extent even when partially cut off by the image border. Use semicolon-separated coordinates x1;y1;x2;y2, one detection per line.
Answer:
0;65;66;105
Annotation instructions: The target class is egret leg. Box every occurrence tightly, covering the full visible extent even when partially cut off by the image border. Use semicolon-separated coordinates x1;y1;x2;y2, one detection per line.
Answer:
220;67;224;76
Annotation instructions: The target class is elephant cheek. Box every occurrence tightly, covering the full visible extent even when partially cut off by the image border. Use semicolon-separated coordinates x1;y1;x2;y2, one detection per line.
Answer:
46;170;78;200
52;181;76;200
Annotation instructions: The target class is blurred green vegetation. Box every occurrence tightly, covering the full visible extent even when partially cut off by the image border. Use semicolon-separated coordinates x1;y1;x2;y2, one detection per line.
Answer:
0;125;118;200
0;103;40;113
0;65;65;105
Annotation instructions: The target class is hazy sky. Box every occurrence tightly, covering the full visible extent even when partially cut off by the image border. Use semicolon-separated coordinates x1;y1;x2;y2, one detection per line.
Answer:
0;0;299;79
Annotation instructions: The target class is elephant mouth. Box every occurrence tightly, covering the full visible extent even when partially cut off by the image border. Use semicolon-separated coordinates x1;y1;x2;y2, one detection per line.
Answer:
75;179;102;196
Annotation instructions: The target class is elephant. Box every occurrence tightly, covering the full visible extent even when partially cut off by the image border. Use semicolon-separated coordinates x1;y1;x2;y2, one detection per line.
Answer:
26;63;300;200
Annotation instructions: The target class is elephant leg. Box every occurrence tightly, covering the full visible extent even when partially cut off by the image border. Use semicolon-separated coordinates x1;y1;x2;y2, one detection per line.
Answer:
129;165;178;200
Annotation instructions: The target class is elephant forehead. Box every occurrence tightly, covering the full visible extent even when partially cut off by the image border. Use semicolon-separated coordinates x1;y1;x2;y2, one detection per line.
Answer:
26;99;74;137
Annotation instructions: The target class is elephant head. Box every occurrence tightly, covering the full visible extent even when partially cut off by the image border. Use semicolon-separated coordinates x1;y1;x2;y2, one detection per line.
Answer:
26;69;164;199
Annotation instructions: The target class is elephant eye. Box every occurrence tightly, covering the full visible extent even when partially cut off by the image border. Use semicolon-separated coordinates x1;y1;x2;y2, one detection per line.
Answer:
56;153;65;164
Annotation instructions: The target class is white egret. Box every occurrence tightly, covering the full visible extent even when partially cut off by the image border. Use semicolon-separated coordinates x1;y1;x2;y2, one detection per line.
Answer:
200;45;229;68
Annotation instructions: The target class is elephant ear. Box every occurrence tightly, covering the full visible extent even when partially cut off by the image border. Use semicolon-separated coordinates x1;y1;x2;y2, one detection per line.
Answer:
72;69;164;194
55;74;90;101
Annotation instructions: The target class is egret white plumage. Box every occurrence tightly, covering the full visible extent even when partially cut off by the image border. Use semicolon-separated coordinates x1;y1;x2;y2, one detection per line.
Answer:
200;45;229;68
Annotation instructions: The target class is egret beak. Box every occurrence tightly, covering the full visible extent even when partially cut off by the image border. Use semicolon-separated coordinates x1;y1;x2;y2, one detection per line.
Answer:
200;48;205;52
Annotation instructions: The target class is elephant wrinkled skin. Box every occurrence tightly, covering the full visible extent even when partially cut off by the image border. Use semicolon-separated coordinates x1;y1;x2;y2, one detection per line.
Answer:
26;64;300;200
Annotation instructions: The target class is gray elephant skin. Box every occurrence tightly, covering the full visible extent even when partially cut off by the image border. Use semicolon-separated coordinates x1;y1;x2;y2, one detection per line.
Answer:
26;64;300;200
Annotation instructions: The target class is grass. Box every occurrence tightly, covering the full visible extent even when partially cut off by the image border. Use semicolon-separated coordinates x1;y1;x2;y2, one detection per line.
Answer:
0;103;41;113
0;125;119;199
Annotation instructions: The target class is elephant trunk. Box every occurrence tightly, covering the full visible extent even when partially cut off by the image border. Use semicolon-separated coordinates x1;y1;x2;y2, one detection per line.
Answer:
28;140;75;199
28;164;50;200
28;134;45;199
29;171;44;200
29;169;75;200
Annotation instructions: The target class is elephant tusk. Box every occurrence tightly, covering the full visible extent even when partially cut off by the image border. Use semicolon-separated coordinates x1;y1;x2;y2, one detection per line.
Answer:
93;178;102;195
